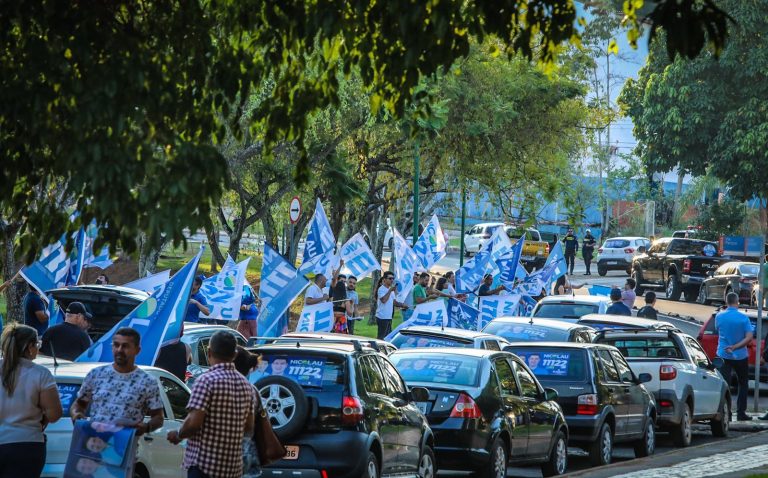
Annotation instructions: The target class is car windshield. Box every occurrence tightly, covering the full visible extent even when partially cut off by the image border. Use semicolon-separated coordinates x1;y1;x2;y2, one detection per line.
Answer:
533;303;598;319
56;382;82;414
248;353;344;389
506;228;539;241
669;240;718;256
483;322;570;342
598;337;683;358
390;354;482;386
739;264;759;276
390;333;473;349
507;347;587;381
604;239;630;248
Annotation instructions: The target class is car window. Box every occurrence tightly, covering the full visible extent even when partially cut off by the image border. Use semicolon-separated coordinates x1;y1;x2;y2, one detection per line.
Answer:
494;358;520;396
648;241;667;254
482;340;501;351
533;303;598;319
740;264;759;277
596;349;620;382
715;264;729;275
686;338;710;368
377;357;408;397
512;360;540;399
486;225;501;234
604;239;630;248
599;337;683;358
359;355;388;395
484;322;570;342
391;334;473;349
468;226;478;235
610;350;635;383
391;354;481;387
669;240;718;256
160;376;190;420
197;339;209;367
249;353;345;390
507;347;588;381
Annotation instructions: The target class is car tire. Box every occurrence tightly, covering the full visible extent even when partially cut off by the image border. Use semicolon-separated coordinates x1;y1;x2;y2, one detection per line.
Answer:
541;430;568;477
475;438;507;478
711;396;730;437
698;286;711;305
256;375;309;441
588;422;613;466
671;403;692;447
598;265;607;276
363;451;380;478
633;269;646;295
418;446;437;478
666;273;683;301
633;416;656;458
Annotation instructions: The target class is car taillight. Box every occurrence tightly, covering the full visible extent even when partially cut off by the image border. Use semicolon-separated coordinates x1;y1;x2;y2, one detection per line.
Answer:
450;393;483;419
659;399;673;408
577;394;598;415
545;244;550;254
598;248;603;253
660;365;677;380
624;248;635;254
184;370;192;382
341;396;364;426
683;259;692;273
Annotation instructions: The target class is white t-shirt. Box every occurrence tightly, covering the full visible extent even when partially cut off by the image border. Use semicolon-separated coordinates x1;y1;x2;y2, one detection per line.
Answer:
304;283;325;306
446;283;457;296
376;285;395;320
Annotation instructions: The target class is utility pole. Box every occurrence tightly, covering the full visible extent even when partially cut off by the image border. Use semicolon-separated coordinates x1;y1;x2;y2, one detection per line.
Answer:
412;143;421;242
460;187;467;267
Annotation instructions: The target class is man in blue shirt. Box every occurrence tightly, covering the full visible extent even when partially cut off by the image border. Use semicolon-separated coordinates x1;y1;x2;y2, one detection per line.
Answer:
184;276;210;323
23;288;49;335
606;288;631;316
716;292;754;421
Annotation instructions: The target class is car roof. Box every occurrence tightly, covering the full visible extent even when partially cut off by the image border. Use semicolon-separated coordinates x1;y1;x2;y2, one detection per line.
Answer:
604;236;647;241
391;347;506;359
43;362;166;379
578;314;678;329
596;329;684;339
47;284;148;301
249;341;379;355
396;326;497;339
537;295;611;305
471;222;505;228
486;316;590;331
280;332;391;346
505;341;604;350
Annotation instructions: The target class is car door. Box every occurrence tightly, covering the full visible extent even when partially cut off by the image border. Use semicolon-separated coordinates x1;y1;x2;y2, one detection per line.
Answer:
138;374;187;478
465;226;480;251
710;265;730;300
594;349;628;436
359;355;400;474
610;350;646;436
645;241;666;283
511;358;553;457
493;357;529;458
685;337;722;415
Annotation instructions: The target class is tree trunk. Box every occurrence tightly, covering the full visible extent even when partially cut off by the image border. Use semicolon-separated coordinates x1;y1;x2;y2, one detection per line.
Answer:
262;213;279;251
288;212;312;267
673;170;685;220
137;232;166;277
1;223;26;322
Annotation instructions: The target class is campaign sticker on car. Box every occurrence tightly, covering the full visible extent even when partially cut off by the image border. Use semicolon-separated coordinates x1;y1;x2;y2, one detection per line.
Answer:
284;445;300;460
416;402;430;414
257;356;327;387
518;351;572;376
57;383;81;413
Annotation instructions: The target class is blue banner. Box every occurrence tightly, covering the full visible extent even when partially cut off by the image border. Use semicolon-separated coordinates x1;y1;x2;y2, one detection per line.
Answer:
544;241;567;281
76;248;203;365
340;233;380;279
455;249;492;294
83;221;113;270
296;302;334;333
385;300;447;341
20;229;87;296
393;229;421;303
447;298;480;331
258;244;309;338
412;214;447;271
516;294;538;316
497;235;525;282
479;295;522;330
302;198;336;264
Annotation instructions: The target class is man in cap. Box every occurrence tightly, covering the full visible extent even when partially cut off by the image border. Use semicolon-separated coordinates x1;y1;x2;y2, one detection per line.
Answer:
41;301;93;360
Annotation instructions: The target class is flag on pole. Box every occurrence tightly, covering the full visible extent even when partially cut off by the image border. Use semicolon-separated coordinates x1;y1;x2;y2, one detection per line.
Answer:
302;198;336;264
201;256;250;321
447;298;480;331
385;300;447;341
340;233;380;279
478;294;523;330
20;229;88;296
83;221;113;270
455;249;492;294
123;270;171;295
393;229;421;303
258;244;309;338
412;214;447;271
296;302;335;333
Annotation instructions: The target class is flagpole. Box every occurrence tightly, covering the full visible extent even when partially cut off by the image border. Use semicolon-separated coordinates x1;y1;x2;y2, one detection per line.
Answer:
460;186;467;267
412;142;421;243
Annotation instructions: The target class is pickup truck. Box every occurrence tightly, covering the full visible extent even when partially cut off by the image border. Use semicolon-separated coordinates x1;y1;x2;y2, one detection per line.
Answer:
595;329;730;447
631;238;725;302
505;225;550;271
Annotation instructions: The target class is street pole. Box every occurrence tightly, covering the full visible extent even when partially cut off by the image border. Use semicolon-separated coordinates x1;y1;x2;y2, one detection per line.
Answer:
755;202;765;412
460;187;467;267
288;223;295;266
412;143;421;243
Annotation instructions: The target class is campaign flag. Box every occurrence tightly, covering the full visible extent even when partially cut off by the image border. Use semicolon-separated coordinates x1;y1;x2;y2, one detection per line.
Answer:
497;235;525;282
201;256;250;321
447;298;480;331
385;300;447;341
302;198;336;264
123;270;171;295
544;241;567;282
516;294;538;316
20;229;87;296
412;214;447;271
46;294;65;328
393;228;421;303
258;244;310;338
340;233;380;279
83;221;113;269
486;227;514;264
77;248;203;365
478;294;523;330
455;249;492;294
298;247;340;279
296;301;334;333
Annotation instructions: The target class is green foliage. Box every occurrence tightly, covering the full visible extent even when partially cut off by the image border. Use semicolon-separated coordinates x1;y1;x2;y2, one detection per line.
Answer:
695;199;746;241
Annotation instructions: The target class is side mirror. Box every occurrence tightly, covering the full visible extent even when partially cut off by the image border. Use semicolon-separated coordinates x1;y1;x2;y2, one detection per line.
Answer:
543;387;558;401
637;373;652;384
637;246;646;254
711;357;724;369
409;386;430;402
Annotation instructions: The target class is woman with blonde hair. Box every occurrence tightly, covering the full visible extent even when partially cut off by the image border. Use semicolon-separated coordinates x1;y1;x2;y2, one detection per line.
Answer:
0;323;63;477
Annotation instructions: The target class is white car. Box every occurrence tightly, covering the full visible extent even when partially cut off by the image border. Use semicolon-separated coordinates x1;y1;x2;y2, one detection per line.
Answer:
42;362;189;478
463;222;505;255
597;236;651;276
531;295;611;321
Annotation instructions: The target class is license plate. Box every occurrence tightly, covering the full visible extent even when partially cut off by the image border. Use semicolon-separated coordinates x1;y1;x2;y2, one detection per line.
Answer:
416;402;429;414
606;261;618;264
522;255;535;261
284;445;300;460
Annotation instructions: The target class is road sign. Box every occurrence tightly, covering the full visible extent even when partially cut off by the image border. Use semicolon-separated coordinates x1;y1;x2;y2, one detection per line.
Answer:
289;196;302;224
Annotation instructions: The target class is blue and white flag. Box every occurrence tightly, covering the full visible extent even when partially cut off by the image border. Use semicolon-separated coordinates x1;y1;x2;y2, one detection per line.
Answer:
83;221;113;270
20;229;87;295
486;227;513;264
340;233;380;279
299;247;340;279
46;293;65;328
478;294;522;330
385;300;447;341
447;298;480;331
497;235;525;282
296;301;334;333
77;248;203;365
393;229;421;303
201;256;250;321
258;244;310;338
455;249;492;294
516;294;538;317
544;241;567;282
302;198;336;264
412;214;447;271
123;270;170;295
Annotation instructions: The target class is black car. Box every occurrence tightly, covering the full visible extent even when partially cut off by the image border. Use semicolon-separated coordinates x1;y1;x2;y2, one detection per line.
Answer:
248;339;435;478
576;314;679;332
388;326;510;350
483;316;595;343
505;342;656;466
390;348;569;477
698;261;759;305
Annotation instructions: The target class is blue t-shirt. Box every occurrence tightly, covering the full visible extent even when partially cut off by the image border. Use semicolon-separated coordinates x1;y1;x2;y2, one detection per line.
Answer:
184;292;208;323
606;302;632;316
239;291;259;321
716;307;753;360
23;292;48;335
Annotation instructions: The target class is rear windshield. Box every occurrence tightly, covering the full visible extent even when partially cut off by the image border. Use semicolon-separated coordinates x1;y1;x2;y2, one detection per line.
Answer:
57;383;81;414
669;240;718;257
534;303;598;319
390;354;481;386
579;320;643;331
599;337;683;358
483;322;569;342
508;348;587;381
740;264;760;276
604;239;630;248
391;333;473;349
248;353;344;389
506;228;541;241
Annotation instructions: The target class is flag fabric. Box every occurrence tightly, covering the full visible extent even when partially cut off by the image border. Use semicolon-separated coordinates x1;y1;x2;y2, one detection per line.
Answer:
497;235;525;282
384;300;447;341
302;198;336;264
298;247;340;279
258;244;309;338
123;270;171;295
393;229;421;303
544;241;567;282
47;293;65;328
83;221;113;270
516;294;538;316
77;248;204;365
455;249;492;294
447;298;480;331
412;214;447;271
478;294;523;330
514;260;558;297
201;256;250;321
296;302;335;333
20;229;87;296
340;233;380;279
486;227;514;264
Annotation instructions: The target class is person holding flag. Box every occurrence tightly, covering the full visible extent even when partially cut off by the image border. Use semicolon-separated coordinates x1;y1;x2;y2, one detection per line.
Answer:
236;285;260;340
478;274;505;297
413;273;440;306
185;276;211;324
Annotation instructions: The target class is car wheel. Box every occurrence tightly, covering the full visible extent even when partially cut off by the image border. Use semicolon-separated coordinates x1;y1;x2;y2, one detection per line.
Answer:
541;430;568;477
666;273;683;301
476;438;506;478
698;285;711;305
671;403;692;447
418;446;436;478
633;416;656;457
362;451;379;478
633;269;646;295
597;265;607;276
256;375;309;441
588;422;613;466
711;396;730;437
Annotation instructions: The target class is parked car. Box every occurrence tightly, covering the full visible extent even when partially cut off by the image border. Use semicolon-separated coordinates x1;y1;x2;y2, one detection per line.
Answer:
247;339;435;478
42;363;190;478
594;329;731;446
505;342;656;466
482;316;595;343
390;348;569;477
596;237;651;276
266;332;398;355
505;225;550;271
463;222;505;255
631;238;725;302
698;261;759;305
388;326;510;351
697;307;768;382
576;314;678;332
183;323;247;383
531;295;611;321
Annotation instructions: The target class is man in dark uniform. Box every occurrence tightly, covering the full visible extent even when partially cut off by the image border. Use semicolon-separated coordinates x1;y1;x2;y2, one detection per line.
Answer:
562;228;579;276
582;229;597;276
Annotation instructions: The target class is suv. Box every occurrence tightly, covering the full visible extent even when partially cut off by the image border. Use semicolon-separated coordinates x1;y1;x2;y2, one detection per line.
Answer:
595;329;730;446
248;339;436;478
463;222;505;255
505;343;656;466
596;237;650;276
388;326;510;351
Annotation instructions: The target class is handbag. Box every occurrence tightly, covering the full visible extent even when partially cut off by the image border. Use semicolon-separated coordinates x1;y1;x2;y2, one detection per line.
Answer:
253;397;287;466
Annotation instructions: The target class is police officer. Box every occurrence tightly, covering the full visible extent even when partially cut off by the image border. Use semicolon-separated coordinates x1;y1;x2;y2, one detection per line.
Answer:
562;228;579;275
